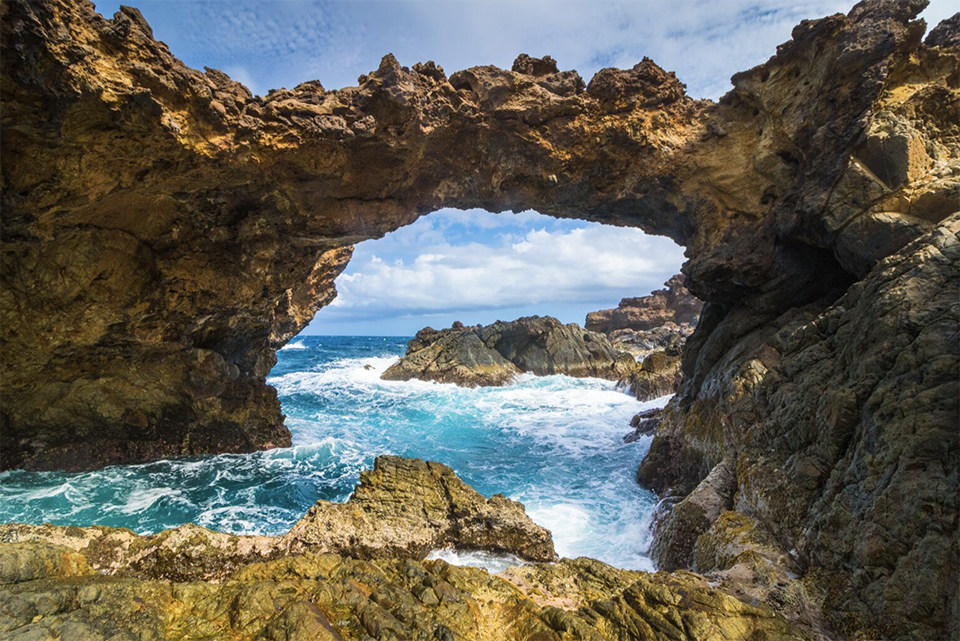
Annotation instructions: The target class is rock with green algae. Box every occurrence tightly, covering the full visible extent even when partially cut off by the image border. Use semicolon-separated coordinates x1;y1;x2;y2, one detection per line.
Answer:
0;548;814;641
0;456;815;640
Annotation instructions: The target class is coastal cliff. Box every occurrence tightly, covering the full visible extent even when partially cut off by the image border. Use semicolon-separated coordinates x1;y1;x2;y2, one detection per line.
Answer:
1;0;958;639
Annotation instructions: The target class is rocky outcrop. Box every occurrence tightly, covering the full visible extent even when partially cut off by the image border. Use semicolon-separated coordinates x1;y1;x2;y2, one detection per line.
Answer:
0;456;815;640
1;0;958;638
618;349;683;402
0;456;555;577
586;275;702;336
0;547;814;641
381;317;635;386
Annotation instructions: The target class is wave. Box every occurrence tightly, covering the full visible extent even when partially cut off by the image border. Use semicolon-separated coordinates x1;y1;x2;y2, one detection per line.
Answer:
279;340;308;350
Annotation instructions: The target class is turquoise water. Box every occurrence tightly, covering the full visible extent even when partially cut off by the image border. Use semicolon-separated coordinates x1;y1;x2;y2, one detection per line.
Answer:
0;336;662;570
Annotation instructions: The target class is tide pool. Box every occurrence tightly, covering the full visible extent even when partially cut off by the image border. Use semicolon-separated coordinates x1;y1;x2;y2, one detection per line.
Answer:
0;336;663;570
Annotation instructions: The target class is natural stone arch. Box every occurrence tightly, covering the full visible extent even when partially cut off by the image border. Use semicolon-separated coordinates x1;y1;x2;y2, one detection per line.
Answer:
2;1;959;639
1;0;954;472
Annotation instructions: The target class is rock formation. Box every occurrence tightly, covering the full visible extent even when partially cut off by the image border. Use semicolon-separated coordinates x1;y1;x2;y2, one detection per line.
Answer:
0;456;815;640
381;317;634;386
1;0;958;638
586;275;698;401
0;456;555;577
617;350;682;403
586;275;702;336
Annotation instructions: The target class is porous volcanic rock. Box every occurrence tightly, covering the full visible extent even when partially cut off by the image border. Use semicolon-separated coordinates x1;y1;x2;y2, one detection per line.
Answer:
0;547;815;641
0;455;815;640
381;317;635;386
1;1;959;638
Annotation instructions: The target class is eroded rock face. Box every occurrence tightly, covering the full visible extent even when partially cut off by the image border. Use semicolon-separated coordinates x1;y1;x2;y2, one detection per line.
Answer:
586;275;702;336
0;456;815;640
1;1;958;638
381;317;635;386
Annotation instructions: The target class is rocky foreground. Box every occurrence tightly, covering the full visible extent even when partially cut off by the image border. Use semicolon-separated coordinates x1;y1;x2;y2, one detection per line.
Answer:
0;456;815;640
381;317;635;386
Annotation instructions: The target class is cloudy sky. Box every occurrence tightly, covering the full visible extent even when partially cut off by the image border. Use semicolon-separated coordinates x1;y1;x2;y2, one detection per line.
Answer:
96;0;955;335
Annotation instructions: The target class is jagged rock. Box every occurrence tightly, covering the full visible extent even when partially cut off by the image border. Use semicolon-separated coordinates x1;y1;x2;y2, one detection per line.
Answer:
624;407;662;443
0;457;814;640
586;275;702;335
617;350;683;402
382;317;635;386
1;1;958;638
0;546;814;641
287;456;556;562
0;456;555;579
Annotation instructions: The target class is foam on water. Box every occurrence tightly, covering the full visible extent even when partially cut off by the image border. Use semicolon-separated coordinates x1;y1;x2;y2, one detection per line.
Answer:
0;336;663;570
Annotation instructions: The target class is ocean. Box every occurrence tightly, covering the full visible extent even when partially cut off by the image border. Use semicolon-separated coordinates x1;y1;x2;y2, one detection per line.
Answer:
0;335;664;571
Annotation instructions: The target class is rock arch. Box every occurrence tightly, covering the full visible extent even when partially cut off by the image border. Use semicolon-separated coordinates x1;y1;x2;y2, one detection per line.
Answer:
2;0;959;638
5;0;950;473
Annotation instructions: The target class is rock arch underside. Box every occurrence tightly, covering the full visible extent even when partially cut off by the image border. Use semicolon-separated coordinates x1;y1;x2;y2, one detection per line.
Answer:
1;0;958;639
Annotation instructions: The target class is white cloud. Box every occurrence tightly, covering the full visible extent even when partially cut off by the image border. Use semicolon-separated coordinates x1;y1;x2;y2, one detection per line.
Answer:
328;214;685;321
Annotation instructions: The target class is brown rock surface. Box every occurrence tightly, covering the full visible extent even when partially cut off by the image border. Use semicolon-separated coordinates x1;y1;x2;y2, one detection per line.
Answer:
0;456;813;640
0;455;556;575
1;1;959;639
381;317;635;386
586;274;702;336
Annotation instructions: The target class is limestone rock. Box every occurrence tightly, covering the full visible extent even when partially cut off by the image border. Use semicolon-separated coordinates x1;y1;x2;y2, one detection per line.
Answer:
382;317;635;386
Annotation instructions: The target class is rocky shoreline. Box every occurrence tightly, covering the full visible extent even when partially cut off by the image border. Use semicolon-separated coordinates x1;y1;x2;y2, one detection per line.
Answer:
1;0;957;639
1;456;817;640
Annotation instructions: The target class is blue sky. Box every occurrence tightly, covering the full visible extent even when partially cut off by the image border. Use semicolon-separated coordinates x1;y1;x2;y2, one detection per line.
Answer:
94;0;955;335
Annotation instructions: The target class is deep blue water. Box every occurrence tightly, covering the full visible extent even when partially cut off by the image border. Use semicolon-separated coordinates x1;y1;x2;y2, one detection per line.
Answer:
0;336;663;570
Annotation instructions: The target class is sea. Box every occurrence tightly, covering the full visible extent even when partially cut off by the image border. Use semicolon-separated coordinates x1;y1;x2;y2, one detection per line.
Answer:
0;335;664;571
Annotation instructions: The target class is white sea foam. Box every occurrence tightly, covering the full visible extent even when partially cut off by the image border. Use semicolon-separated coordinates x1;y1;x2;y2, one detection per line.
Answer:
279;340;308;350
425;547;525;573
0;338;669;570
118;487;182;514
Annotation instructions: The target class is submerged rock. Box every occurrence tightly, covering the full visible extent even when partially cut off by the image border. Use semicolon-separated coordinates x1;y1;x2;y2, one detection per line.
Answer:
381;317;635;387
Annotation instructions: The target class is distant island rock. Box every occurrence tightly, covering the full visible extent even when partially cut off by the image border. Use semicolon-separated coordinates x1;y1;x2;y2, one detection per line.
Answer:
381;316;635;387
584;275;702;402
586;274;702;359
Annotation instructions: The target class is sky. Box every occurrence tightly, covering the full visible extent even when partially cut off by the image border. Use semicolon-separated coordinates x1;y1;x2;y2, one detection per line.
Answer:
94;0;956;335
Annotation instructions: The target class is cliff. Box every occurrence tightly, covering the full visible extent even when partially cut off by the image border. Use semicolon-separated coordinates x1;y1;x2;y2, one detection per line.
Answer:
1;0;958;638
381;317;635;386
585;274;702;336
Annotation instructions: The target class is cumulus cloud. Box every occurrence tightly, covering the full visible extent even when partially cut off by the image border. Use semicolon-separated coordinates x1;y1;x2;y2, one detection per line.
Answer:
324;210;685;322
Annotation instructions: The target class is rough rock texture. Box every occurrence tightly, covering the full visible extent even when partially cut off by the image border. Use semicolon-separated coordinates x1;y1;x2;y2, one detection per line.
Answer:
0;457;814;640
1;1;959;639
586;275;702;336
0;547;814;641
381;317;634;386
0;456;555;576
618;350;683;402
